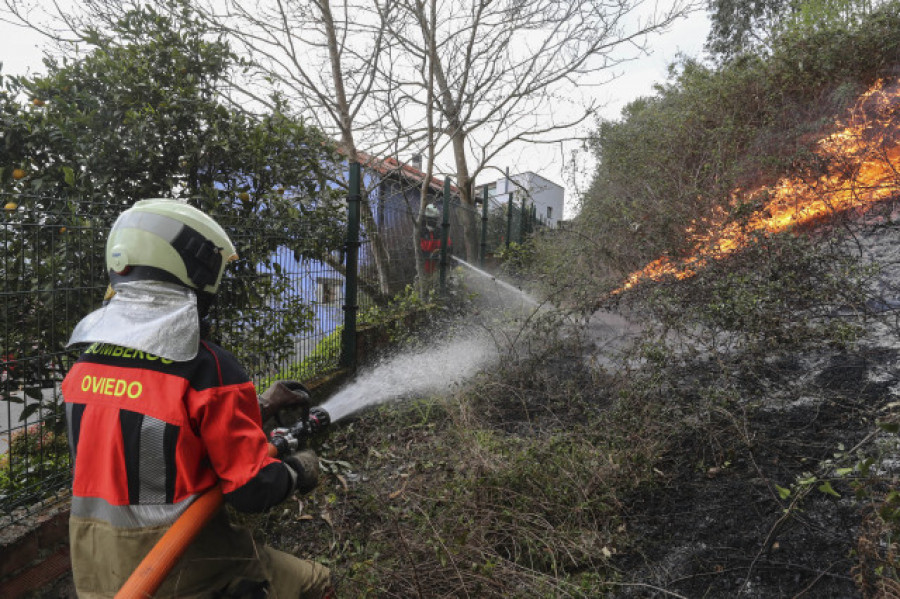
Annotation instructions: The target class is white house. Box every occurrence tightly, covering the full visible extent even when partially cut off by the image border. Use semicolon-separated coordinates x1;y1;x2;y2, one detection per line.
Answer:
477;171;565;228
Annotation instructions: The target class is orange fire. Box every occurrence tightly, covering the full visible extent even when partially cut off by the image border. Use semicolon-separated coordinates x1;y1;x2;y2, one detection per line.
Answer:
616;78;900;293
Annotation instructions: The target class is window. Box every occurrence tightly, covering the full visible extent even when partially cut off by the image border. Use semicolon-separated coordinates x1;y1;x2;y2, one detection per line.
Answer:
546;206;553;220
317;277;342;304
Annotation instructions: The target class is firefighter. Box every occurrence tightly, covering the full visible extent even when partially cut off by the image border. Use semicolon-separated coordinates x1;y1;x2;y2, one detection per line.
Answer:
419;204;448;275
61;199;332;598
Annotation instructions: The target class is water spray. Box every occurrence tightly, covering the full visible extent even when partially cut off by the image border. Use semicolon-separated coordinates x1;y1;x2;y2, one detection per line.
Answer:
451;256;539;307
317;331;498;423
314;258;556;423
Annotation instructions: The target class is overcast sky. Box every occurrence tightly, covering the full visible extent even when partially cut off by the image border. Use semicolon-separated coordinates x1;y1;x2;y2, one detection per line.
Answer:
0;6;712;217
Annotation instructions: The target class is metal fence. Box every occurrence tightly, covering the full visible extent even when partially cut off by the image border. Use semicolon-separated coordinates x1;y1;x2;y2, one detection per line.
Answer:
2;194;112;526
0;166;542;528
354;170;542;300
0;191;349;526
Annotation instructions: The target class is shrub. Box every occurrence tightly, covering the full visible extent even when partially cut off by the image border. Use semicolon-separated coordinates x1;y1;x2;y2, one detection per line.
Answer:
0;422;69;496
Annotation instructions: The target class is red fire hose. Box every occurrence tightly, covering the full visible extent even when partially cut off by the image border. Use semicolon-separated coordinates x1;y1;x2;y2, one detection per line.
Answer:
114;444;279;598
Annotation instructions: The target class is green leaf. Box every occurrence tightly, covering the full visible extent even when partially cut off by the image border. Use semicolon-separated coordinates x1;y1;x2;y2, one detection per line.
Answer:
817;481;840;498
23;386;43;400
835;467;853;477
775;484;791;500
62;166;75;187
2;393;24;404
860;457;875;477
20;402;43;420
877;421;900;434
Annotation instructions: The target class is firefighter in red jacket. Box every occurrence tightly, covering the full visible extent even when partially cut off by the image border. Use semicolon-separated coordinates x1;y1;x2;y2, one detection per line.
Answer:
61;199;332;598
419;204;449;275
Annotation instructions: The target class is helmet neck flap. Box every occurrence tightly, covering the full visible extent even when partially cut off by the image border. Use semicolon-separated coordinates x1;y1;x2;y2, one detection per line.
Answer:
67;199;239;360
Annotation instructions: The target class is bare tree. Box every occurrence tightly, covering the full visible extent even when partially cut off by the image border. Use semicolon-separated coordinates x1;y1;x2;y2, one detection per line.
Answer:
380;0;696;257
411;0;439;294
198;0;465;294
199;0;405;297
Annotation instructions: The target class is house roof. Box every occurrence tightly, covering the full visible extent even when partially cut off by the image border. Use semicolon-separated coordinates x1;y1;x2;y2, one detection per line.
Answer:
356;151;460;195
475;171;563;192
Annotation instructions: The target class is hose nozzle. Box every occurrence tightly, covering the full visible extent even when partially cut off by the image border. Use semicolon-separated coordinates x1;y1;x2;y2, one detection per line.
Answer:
269;406;332;457
308;406;330;433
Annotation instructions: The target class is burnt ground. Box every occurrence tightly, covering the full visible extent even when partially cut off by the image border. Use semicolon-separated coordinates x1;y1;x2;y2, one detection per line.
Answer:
300;317;900;597
606;341;900;598
596;217;900;597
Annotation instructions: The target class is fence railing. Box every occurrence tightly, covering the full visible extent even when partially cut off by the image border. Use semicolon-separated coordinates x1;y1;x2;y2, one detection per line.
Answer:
0;191;353;526
0;165;544;528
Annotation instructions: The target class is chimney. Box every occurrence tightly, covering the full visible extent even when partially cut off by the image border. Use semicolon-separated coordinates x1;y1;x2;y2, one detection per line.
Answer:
411;153;422;170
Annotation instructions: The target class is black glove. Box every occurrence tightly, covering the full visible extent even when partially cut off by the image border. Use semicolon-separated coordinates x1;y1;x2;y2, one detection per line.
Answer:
259;380;311;422
283;450;320;494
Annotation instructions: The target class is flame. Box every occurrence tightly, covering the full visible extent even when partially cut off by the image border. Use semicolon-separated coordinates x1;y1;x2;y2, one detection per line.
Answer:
616;78;900;293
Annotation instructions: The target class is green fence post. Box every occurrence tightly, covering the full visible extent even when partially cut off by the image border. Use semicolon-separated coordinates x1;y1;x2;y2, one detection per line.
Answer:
505;168;512;249
480;184;488;267
340;162;361;369
519;196;527;243
439;177;451;292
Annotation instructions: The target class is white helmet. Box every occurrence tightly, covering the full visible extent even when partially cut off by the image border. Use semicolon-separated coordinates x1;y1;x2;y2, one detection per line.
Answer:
106;199;238;296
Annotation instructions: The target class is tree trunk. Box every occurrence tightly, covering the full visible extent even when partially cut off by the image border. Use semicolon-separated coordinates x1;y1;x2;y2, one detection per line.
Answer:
449;132;478;261
320;0;394;300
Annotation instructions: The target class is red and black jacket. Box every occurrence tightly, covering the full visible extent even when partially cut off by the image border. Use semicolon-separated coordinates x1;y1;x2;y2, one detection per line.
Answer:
62;340;293;524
